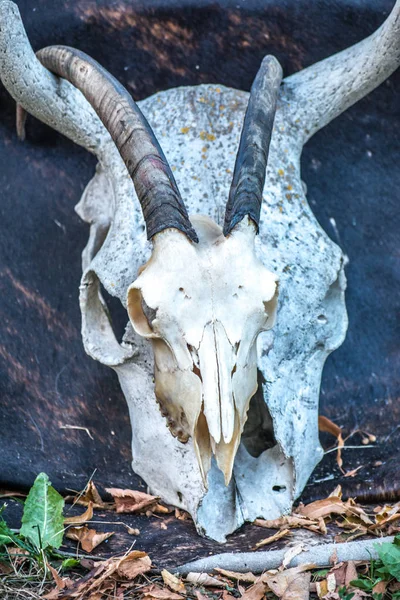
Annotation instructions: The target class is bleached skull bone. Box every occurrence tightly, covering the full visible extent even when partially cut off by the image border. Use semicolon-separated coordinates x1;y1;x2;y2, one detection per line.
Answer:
78;86;345;540
127;218;278;485
0;0;398;541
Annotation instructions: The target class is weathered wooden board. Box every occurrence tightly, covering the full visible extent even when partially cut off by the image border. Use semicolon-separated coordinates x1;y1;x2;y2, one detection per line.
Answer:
0;0;399;536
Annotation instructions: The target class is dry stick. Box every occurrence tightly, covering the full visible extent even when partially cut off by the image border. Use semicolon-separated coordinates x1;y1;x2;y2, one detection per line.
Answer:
175;537;394;575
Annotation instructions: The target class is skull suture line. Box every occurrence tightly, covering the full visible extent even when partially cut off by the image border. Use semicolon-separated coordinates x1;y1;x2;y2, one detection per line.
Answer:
0;0;398;541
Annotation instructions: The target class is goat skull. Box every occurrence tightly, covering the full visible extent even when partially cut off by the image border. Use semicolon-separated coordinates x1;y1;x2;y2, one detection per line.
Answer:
0;0;398;541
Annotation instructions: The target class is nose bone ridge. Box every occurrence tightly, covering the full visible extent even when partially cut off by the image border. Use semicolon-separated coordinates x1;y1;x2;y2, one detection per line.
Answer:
198;320;235;446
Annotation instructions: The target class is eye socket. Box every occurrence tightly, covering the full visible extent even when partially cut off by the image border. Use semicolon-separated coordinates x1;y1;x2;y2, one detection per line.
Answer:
127;287;158;337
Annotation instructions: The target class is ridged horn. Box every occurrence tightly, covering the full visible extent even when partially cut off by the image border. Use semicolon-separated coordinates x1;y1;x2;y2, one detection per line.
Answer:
223;56;282;236
36;45;198;243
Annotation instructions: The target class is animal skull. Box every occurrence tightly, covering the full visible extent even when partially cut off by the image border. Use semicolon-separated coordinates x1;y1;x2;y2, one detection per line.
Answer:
0;0;398;541
127;218;278;484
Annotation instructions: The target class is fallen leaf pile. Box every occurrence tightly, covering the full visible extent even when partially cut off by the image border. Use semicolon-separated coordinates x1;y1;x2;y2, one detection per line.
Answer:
5;469;400;600
44;550;152;599
255;485;400;545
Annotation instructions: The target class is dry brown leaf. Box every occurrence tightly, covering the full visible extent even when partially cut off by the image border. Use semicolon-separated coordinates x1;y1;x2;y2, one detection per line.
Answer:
65;481;113;510
265;566;312;600
81;562;119;599
87;593;104;600
315;579;328;598
375;503;399;520
161;569;186;594
222;591;236;600
143;584;184;600
8;546;29;557
64;501;94;525
345;561;358;587
51;561;111;599
214;568;257;583
52;551;151;599
299;497;348;519
186;572;226;587
344;466;364;478
282;543;305;568
175;508;191;520
319;415;341;437
117;550;152;579
47;563;67;590
66;526;114;552
254;528;291;549
255;513;326;535
371;502;400;530
83;481;108;507
325;561;354;590
240;581;267;600
194;591;209;600
154;503;171;514
106;487;159;513
254;514;318;530
372;580;388;595
318;415;344;471
318;593;341;600
342;502;373;527
0;562;12;574
329;485;343;498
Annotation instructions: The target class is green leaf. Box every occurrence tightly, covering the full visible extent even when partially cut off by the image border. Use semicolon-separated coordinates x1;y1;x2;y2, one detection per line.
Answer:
0;524;14;546
20;473;64;550
350;578;373;591
61;558;80;570
313;569;330;579
375;537;400;581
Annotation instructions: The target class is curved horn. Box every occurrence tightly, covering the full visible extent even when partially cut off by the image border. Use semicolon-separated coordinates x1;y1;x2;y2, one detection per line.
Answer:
223;56;282;237
36;45;198;243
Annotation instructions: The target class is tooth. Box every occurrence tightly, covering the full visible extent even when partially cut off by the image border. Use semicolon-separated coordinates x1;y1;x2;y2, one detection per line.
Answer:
193;412;212;487
214;413;241;485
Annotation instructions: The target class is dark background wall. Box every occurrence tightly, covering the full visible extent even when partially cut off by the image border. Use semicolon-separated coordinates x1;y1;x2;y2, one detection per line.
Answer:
0;0;399;499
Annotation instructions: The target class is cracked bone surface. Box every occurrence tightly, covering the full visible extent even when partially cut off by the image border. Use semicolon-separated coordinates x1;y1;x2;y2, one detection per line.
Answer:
0;0;398;541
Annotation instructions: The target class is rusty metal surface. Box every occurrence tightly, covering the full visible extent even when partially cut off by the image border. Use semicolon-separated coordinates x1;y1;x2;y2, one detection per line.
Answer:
0;0;399;519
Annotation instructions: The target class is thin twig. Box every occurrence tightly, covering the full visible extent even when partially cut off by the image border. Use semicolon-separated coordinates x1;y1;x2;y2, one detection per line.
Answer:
324;444;375;455
59;425;94;440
